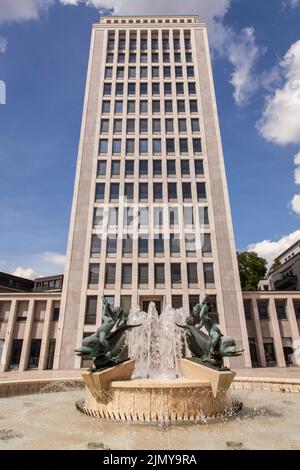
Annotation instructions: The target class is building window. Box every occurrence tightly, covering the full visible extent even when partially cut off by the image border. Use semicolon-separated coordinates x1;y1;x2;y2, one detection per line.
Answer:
28;339;42;369
166;138;175;154
139;139;148;154
112;139;121;154
128;83;136;96
168;183;177;200
164;83;172;95
170;234;180;254
203;263;215;285
93;207;103;227
122;235;133;254
100;119;109;133
275;300;287;320
193;138;202;153
138;264;148;284
293;300;300;319
123;208;134;227
139;183;148;201
125;160;134;177
171;263;182;284
95;183;105;201
88;264;99;285
179;139;188;154
189;295;199;315
113;119;122;133
165;119;174;134
197;182;206;200
152;53;159;63
99;139;108;154
105;264;116;285
139;236;149;254
177;100;185;113
128;66;136;78
117;66;125;78
153;119;161;133
102;100;110;113
128;101;135;113
167;160;176;176
152;100;161;113
124;183;134;200
176;83;184;95
153;161;162;176
154;263;165;285
187;263;198;284
202;233;212;254
140;83;148;95
181;160;190;176
127;119;135;134
140;119;148;133
195;160;204;176
183;207;194;226
126;139;135;154
164;66;171;78
129;53;136;63
154;207;163;227
106;235;117;255
154;235;164;254
153;139;161;154
114;101;123;113
172;295;182;308
111;160;120;177
258;301;269;320
165;100;173;113
140;67;148;78
243;299;252;320
85;296;97;325
178;119;187;133
263;338;277;366
122;264;132;285
91;234;101;255
188;83;196;95
121;295;132;314
138;207;148;227
97;160;106;177
110;183;119;201
103;83;111;95
152;83;160;95
141;53;148;63
169;207;178;227
139;160;148;176
153;183;163;201
52;307;60;321
175;66;183;78
185;234;196;255
182;183;192;200
191;118;200;132
152;66;159;78
108;207;118;226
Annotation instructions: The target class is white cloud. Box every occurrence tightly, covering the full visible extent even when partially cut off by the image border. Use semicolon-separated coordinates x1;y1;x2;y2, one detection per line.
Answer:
42;251;66;266
257;40;300;145
0;37;7;53
12;267;41;280
289;0;300;8
248;230;300;266
294;151;300;184
0;0;55;24
290;195;300;214
227;27;262;105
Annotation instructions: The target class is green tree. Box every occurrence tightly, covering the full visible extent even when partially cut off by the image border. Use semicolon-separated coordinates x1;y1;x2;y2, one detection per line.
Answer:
237;251;267;291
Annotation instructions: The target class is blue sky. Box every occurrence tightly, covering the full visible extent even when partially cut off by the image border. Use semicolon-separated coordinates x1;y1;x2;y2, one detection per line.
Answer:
0;0;300;278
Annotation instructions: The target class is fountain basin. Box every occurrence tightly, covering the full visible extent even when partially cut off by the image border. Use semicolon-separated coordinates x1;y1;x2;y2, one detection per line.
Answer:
78;359;235;423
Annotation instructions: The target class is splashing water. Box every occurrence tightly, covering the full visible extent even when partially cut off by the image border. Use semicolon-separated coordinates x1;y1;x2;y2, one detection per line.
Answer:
127;302;186;379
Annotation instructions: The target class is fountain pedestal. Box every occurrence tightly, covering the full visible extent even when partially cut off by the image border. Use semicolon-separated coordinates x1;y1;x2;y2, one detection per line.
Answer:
77;359;236;423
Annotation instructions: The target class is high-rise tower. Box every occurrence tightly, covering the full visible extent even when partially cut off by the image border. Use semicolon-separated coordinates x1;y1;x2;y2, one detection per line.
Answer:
55;15;251;370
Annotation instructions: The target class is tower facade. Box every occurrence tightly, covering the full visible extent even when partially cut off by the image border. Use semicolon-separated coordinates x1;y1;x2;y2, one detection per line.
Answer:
55;15;251;370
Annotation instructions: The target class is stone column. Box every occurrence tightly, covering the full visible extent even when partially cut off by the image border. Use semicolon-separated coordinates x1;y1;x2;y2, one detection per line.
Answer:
19;299;35;371
39;299;53;370
0;299;17;372
252;299;267;367
287;297;300;341
269;298;286;367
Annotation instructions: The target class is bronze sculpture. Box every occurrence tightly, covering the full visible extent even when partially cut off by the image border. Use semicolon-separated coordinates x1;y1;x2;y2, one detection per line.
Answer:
75;297;141;372
177;297;244;369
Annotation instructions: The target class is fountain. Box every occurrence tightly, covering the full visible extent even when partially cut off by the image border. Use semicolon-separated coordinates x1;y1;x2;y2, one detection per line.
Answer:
75;297;243;423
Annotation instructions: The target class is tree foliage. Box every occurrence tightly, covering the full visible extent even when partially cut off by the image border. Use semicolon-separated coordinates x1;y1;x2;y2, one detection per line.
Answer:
237;251;268;291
